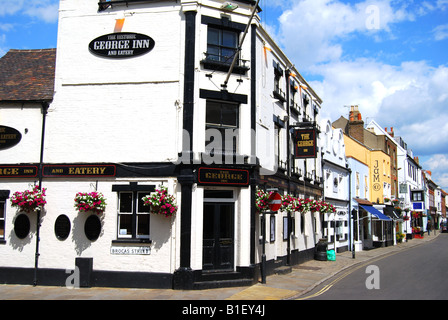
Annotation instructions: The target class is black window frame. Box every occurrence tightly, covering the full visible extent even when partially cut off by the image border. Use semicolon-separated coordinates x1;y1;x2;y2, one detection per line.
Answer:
205;100;240;157
411;190;423;202
201;15;249;75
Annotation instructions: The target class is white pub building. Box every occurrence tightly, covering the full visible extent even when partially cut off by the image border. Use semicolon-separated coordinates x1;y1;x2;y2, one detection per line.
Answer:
0;0;325;289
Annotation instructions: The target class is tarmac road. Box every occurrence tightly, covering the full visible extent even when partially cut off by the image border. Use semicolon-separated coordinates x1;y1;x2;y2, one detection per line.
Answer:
300;233;448;300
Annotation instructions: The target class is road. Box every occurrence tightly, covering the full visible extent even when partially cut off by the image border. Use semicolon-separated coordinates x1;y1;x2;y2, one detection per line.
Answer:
303;234;448;300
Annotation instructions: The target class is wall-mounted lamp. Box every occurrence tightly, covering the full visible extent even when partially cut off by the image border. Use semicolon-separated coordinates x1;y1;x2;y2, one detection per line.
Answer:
221;2;239;11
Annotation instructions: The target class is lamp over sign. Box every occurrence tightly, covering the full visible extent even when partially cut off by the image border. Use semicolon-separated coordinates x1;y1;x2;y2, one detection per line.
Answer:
221;2;239;11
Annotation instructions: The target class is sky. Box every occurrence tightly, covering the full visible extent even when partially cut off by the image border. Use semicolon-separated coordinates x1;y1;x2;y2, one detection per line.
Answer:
0;0;447;190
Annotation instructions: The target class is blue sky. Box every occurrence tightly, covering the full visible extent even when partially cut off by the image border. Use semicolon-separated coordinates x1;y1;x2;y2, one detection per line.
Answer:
1;0;447;190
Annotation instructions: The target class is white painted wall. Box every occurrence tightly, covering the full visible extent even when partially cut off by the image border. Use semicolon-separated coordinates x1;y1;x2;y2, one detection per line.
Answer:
48;0;183;163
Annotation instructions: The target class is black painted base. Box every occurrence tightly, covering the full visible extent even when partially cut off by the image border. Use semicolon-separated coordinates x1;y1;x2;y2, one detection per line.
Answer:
0;249;316;290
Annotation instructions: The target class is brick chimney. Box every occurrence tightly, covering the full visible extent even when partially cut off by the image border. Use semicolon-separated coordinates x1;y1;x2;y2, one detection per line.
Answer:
385;127;394;137
348;105;364;143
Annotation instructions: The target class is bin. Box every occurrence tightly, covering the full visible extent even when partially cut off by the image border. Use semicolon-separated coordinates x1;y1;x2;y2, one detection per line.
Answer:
314;239;328;261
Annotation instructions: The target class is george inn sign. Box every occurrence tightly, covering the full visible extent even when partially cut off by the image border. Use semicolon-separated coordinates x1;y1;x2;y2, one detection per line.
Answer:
89;32;155;58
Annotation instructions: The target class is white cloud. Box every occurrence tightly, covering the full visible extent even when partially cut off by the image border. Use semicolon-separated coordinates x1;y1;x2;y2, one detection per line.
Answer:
312;57;448;157
433;24;448;41
25;3;59;23
422;154;448;189
271;0;413;69
0;0;25;16
0;0;58;23
267;0;448;188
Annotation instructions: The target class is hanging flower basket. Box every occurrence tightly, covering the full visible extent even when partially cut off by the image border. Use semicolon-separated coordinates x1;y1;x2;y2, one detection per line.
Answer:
74;191;107;215
142;185;177;218
256;189;336;215
10;186;47;213
317;200;336;214
255;187;272;213
281;194;298;214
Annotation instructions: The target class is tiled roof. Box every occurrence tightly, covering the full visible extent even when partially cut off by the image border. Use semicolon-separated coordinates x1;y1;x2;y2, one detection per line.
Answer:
0;49;56;102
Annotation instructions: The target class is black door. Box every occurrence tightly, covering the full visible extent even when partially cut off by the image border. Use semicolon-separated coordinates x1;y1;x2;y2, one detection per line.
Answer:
203;203;234;271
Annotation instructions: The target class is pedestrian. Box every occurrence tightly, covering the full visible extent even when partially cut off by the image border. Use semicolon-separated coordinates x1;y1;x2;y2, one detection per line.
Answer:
427;221;431;235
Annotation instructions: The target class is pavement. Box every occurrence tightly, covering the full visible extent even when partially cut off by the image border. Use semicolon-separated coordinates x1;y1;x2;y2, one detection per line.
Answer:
0;232;441;300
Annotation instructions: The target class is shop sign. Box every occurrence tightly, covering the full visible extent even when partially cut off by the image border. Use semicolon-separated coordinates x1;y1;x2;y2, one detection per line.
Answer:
89;32;155;58
43;164;116;177
0;166;38;178
198;167;249;187
110;246;151;255
372;160;381;192
293;129;317;158
0;126;22;150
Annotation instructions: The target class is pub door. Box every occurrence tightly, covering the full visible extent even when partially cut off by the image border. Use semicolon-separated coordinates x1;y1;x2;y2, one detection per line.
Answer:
202;202;234;271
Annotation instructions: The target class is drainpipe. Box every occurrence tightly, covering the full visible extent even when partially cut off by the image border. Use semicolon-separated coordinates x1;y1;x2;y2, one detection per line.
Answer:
286;71;291;266
348;166;355;258
33;101;49;286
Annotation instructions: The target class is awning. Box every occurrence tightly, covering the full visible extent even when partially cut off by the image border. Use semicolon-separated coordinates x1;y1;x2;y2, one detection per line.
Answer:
360;205;392;221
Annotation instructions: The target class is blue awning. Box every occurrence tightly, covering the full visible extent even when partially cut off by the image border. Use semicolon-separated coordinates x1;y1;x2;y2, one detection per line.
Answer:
360;205;392;221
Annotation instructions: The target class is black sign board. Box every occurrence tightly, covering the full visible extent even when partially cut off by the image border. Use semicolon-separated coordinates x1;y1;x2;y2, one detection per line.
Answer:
0;126;22;150
0;166;38;178
89;32;155;58
198;167;249;187
43;164;116;177
293;128;317;158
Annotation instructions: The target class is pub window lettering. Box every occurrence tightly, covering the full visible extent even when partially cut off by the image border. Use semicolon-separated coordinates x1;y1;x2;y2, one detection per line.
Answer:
117;191;151;240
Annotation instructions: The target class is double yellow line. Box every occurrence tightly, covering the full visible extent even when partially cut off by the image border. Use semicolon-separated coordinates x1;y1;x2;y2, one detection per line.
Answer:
296;250;400;300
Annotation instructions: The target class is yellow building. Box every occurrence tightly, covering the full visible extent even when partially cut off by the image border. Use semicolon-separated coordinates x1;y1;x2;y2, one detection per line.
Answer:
369;150;390;204
333;106;392;205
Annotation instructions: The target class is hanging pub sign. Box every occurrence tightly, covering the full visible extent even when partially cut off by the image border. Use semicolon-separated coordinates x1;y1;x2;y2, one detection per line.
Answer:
197;167;249;187
293;128;317;158
0;126;22;150
88;32;155;58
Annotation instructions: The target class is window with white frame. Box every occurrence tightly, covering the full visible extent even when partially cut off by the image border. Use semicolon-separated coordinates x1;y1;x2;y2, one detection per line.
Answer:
117;191;151;240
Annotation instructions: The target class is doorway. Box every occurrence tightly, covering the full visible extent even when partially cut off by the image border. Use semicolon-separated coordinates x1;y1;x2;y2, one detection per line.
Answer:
202;190;235;271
